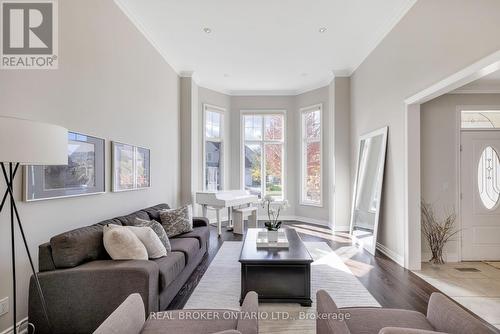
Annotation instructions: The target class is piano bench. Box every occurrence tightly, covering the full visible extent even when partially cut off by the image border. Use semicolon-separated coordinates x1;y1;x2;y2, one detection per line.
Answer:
233;207;257;234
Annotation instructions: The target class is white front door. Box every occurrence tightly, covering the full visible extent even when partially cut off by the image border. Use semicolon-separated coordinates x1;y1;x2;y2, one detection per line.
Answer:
461;130;500;260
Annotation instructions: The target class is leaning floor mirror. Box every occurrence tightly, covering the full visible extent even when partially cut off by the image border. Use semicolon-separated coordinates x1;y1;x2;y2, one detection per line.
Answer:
350;126;388;255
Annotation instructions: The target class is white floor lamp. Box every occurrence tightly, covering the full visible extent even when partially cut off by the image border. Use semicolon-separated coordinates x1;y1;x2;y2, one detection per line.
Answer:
0;116;68;333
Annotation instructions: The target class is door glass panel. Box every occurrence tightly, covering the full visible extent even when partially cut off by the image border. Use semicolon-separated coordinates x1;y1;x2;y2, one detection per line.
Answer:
478;146;500;210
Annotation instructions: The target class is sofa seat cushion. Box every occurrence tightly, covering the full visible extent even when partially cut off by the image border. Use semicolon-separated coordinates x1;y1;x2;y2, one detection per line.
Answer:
342;308;434;334
142;310;238;334
169;238;200;265
153;252;185;291
175;226;209;250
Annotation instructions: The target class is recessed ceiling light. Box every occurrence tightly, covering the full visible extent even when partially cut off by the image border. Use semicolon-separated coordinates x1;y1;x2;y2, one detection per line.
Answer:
301;73;308;77
319;27;327;33
203;27;212;34
224;73;229;78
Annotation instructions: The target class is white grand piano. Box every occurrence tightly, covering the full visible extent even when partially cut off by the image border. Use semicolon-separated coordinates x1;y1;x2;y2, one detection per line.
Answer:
196;190;259;236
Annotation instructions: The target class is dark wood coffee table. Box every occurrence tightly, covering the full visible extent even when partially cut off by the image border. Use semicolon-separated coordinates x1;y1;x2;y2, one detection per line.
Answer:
239;228;313;306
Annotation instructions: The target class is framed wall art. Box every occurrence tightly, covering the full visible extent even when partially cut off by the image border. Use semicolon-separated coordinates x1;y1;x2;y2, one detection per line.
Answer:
112;141;151;192
24;132;105;201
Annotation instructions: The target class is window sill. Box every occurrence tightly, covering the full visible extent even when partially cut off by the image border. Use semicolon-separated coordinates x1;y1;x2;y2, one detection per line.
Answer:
299;201;323;208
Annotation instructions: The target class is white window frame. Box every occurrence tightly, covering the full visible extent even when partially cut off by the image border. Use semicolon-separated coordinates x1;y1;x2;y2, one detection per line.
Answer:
300;104;323;207
202;104;225;191
240;110;286;201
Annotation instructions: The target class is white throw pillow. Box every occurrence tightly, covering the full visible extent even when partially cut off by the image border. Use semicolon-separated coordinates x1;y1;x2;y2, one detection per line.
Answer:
103;225;148;260
126;225;167;259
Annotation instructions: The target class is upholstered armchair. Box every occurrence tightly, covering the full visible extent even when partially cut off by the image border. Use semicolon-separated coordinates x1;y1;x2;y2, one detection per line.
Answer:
94;292;258;334
316;290;496;334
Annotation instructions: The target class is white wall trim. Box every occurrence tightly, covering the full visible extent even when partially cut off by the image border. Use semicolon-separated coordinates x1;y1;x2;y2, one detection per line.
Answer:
404;49;500;270
0;317;29;334
377;242;405;266
448;89;500;95
198;78;336;98
207;215;333;228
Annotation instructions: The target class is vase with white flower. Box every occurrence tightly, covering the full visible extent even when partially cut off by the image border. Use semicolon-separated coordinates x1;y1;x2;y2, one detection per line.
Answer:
262;195;290;242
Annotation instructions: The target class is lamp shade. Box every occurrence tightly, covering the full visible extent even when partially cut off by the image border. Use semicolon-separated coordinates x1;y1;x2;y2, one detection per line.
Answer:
0;116;68;165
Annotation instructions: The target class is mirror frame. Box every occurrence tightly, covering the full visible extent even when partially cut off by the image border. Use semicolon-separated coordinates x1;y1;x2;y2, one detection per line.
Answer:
349;126;388;255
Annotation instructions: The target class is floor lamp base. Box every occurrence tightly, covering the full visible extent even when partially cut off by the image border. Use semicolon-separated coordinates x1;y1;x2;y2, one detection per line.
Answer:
0;163;52;333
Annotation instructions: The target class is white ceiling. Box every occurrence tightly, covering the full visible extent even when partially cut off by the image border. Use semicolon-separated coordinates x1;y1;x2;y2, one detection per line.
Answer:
115;0;416;95
452;70;500;94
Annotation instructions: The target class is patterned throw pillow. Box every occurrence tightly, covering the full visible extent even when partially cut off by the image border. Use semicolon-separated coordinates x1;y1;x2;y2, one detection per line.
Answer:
134;218;171;252
159;205;193;238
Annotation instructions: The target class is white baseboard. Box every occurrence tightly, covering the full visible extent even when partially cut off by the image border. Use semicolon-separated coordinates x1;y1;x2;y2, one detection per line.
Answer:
376;242;404;266
1;317;29;334
208;215;333;228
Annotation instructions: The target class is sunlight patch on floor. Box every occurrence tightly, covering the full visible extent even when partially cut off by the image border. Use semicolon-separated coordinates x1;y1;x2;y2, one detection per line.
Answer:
288;225;351;243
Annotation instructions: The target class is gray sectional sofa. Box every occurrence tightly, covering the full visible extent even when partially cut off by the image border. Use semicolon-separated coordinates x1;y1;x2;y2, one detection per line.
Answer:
28;204;210;334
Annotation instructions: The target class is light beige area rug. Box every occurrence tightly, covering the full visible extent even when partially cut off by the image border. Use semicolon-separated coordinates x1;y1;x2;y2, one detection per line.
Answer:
184;241;380;334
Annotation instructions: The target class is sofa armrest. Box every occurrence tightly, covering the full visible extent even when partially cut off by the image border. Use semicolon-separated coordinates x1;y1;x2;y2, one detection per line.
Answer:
93;293;145;334
379;328;447;334
29;260;159;334
237;291;258;334
193;216;209;227
427;293;496;334
316;290;351;334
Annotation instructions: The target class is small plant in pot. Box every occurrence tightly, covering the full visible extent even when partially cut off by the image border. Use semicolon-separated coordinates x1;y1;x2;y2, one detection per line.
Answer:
262;195;289;242
421;199;459;265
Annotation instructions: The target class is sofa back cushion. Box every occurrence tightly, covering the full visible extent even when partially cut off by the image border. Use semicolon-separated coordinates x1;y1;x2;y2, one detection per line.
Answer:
50;225;108;269
117;210;150;226
143;204;170;221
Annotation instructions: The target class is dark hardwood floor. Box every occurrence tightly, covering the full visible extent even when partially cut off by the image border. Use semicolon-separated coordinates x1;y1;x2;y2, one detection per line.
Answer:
168;220;439;314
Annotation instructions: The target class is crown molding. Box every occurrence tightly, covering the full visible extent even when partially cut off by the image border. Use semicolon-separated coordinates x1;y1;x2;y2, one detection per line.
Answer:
347;0;417;77
448;89;500;95
114;0;181;76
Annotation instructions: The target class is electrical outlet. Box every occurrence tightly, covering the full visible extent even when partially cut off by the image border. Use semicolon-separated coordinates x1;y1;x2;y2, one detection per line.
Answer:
0;297;8;317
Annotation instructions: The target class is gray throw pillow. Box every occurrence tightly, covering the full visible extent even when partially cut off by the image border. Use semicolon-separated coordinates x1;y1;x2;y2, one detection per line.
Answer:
134;218;171;252
159;205;193;238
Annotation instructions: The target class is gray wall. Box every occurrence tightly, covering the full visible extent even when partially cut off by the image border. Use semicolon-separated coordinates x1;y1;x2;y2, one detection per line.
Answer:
331;78;351;231
0;0;180;330
350;0;500;260
421;93;500;261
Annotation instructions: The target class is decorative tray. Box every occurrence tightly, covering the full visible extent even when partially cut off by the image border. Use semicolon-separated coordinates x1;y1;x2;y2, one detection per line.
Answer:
256;231;289;248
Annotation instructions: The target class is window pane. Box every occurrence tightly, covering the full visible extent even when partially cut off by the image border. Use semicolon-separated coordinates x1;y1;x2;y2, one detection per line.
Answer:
244;143;262;197
305;110;321;139
264;115;283;141
462;111;500;128
205;141;222;191
244;115;262;140
305;141;321;203
265;143;283;199
206;111;221;138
